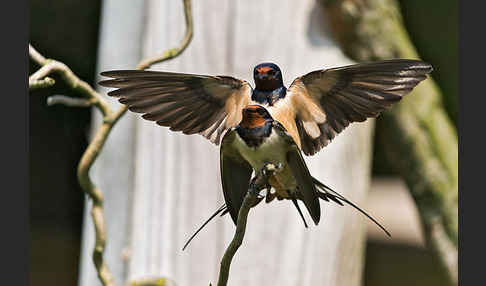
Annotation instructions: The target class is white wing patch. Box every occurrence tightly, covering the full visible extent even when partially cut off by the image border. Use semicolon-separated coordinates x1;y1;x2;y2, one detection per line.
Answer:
302;121;321;139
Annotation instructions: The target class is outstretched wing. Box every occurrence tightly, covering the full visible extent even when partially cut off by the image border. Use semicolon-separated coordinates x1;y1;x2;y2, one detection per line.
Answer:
220;130;253;224
99;70;253;145
279;59;432;155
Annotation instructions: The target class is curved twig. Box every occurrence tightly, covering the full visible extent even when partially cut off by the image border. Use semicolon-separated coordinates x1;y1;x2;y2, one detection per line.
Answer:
216;193;256;286
29;77;55;90
216;164;280;286
29;46;111;116
136;0;193;70
28;1;194;285
29;43;48;65
47;95;93;107
29;43;117;286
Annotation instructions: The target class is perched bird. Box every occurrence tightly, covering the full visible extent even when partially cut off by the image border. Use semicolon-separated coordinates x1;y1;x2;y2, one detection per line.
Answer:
220;105;321;226
99;59;432;156
181;105;390;250
99;59;432;248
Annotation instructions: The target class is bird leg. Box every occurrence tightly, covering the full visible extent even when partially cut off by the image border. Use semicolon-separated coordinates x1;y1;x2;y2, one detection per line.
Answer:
249;163;282;196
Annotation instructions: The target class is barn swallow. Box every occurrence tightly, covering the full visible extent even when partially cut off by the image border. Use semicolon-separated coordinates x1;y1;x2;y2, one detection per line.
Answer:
99;59;432;156
181;105;390;250
99;59;432;247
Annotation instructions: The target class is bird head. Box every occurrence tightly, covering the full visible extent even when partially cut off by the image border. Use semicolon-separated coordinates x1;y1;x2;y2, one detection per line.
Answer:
253;62;284;91
240;105;273;129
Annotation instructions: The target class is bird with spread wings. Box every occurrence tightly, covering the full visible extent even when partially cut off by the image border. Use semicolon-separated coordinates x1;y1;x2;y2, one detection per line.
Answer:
99;59;432;249
99;59;432;156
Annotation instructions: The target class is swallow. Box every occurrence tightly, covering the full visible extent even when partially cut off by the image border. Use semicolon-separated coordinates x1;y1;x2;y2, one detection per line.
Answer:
99;59;432;156
99;59;432;248
181;105;391;250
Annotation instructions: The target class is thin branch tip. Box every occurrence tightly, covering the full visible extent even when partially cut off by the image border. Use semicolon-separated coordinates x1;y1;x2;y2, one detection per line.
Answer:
47;95;93;107
136;0;193;70
29;43;48;66
29;77;55;90
216;164;280;286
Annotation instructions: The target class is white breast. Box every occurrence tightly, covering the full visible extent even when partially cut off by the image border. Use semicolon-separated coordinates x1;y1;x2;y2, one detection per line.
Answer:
232;129;299;193
232;130;288;172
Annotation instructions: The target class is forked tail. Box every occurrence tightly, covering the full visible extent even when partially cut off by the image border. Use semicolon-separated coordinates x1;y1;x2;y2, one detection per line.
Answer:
312;177;391;237
182;203;228;251
182;179;390;250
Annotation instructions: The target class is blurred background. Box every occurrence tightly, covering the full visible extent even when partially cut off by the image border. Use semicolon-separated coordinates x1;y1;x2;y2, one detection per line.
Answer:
29;0;457;285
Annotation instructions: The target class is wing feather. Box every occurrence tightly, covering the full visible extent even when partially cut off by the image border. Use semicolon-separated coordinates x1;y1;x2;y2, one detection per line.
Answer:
99;70;253;145
220;131;253;224
286;59;432;155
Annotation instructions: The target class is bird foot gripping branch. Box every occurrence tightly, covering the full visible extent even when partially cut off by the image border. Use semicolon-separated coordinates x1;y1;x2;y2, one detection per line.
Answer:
249;163;282;196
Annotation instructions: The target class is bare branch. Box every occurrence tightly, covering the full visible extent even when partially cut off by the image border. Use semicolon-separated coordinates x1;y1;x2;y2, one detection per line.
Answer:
29;44;117;286
29;77;55;90
216;194;255;286
136;0;193;70
77;121;117;286
28;56;111;116
216;164;280;286
29;44;48;66
47;95;93;107
29;2;195;286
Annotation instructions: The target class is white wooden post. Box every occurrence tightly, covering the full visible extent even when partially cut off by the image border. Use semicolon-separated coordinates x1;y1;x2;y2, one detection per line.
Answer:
79;1;375;285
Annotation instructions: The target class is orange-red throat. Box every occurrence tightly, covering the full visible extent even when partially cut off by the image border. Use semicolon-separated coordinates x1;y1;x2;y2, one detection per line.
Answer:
240;105;272;129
